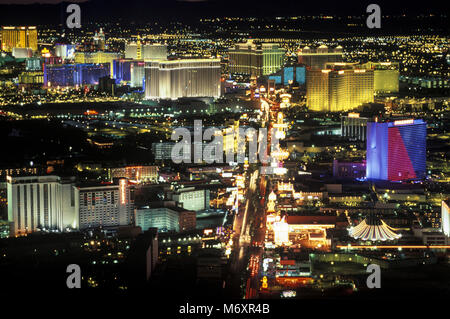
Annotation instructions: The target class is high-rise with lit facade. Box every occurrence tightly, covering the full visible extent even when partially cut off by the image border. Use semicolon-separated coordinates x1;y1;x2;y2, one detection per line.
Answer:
298;45;343;70
145;59;221;100
366;119;427;181
442;200;450;237
306;63;374;112
75;179;134;230
74;51;122;74
364;62;399;94
125;42;167;60
112;59;133;84
1;26;38;52
7;176;77;236
44;63;110;87
130;60;145;87
6;176;135;235
93;28;106;51
262;43;285;75
25;57;42;71
228;40;284;77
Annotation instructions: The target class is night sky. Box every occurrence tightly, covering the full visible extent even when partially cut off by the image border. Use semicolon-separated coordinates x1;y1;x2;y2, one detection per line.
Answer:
0;0;87;3
0;0;447;26
0;0;445;13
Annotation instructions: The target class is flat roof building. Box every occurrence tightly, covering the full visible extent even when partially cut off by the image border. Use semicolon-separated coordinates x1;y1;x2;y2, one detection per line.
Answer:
135;207;179;233
168;187;210;212
145;59;221;100
7;176;77;236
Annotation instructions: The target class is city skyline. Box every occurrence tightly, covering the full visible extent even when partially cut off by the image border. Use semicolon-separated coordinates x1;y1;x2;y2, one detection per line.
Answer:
0;0;448;312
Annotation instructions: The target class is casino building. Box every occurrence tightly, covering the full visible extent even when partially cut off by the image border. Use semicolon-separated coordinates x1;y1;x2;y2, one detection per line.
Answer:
1;26;38;52
44;63;110;87
7;176;77;236
144;59;221;100
75;179;134;230
298;44;343;70
350;213;401;241
7;176;134;236
228;40;285;77
306;63;374;112
366;119;427;181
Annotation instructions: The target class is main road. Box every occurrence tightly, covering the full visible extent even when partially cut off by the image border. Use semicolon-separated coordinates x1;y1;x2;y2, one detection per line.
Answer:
227;97;275;298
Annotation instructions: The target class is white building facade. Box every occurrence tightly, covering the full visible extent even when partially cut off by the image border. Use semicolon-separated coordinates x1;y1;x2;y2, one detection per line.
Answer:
125;43;167;60
145;59;221;100
7;176;135;236
7;176;77;236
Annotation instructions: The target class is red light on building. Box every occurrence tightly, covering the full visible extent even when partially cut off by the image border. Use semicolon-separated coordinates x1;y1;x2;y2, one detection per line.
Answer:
84;110;98;115
280;259;296;266
275;277;313;288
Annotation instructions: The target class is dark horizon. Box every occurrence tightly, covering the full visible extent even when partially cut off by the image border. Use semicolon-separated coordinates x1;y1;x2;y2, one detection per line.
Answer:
0;0;448;36
0;0;447;19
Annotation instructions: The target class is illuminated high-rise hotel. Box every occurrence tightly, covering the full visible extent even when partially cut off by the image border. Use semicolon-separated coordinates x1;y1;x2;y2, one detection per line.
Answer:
125;42;167;60
112;59;133;83
228;40;261;76
262;43;285;75
364;62;399;94
74;51;122;64
6;176;134;235
7;176;77;236
55;44;75;60
145;59;221;100
366;119;427;181
1;26;38;52
75;179;133;230
74;51;122;75
306;63;374;112
130;60;145;87
228;40;284;77
298;45;343;70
